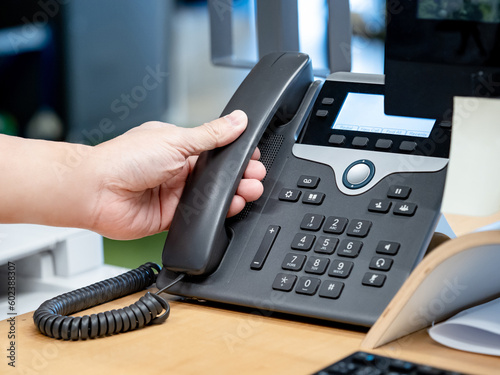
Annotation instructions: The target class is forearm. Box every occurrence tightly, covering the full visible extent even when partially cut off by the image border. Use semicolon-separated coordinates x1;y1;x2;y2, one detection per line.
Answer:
0;135;97;229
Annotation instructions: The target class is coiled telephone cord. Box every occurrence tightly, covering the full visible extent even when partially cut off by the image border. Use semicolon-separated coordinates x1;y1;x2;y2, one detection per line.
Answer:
33;262;184;340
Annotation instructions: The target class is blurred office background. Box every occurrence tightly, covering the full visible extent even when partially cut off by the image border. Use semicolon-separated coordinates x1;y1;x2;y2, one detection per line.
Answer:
0;0;384;269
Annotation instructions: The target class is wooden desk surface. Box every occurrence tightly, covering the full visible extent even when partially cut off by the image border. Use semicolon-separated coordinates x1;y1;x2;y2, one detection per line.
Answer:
3;213;500;374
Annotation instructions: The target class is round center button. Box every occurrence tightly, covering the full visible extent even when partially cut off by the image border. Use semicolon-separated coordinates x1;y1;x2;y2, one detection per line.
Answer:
343;160;375;189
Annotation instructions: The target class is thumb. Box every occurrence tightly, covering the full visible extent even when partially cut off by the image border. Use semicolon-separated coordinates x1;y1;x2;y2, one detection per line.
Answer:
182;110;248;155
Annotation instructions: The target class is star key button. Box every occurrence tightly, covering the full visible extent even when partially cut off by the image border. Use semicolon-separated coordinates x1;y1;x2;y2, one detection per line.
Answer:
272;273;297;291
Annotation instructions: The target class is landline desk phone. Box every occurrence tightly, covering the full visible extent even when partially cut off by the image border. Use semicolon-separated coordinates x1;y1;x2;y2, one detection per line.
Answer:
34;53;451;339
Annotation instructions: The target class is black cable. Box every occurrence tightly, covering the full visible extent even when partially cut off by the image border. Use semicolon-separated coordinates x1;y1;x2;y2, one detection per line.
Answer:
33;262;185;340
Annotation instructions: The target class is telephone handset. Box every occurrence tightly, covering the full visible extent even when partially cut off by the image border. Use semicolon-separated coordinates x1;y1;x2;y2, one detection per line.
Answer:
161;52;314;276
34;52;451;339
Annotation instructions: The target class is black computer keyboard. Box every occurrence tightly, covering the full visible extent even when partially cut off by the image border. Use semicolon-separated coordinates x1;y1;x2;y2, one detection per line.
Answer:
312;351;466;375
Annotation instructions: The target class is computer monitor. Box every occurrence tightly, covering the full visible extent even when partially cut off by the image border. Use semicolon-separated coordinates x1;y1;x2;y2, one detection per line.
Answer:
384;0;500;119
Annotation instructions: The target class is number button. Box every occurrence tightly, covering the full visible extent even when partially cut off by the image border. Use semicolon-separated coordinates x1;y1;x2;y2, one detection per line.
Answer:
314;236;338;254
346;220;372;237
281;253;306;271
328;260;353;278
291;233;316;251
295;276;321;295
337;239;363;258
318;281;344;299
304;256;330;275
297;175;320;188
323;216;348;234
300;213;325;231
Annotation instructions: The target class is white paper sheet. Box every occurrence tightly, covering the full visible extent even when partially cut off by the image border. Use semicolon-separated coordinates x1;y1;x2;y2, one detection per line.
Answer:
428;297;500;356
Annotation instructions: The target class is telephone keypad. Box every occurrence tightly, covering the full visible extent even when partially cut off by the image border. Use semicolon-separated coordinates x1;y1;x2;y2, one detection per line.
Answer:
269;176;421;306
300;214;325;231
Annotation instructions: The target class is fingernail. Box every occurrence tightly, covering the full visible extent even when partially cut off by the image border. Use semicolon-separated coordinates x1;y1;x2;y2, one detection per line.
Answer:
226;110;247;127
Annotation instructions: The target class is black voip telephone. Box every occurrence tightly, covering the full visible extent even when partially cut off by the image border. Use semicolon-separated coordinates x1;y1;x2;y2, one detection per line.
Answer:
34;52;451;339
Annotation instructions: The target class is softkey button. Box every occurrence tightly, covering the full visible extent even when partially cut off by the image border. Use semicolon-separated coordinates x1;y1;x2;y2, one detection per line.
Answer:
316;109;329;117
375;138;393;150
352;136;369;147
321;97;334;105
328;134;346;145
297;175;320;189
272;273;297;292
250;225;280;270
399;140;417;152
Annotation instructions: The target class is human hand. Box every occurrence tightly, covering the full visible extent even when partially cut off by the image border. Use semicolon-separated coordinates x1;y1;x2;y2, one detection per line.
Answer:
87;110;265;239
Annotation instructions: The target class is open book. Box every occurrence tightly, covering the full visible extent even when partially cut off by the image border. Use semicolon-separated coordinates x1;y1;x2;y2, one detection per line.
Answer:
362;230;500;350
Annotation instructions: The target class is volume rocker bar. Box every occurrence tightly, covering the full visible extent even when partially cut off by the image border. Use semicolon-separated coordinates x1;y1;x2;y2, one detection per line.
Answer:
250;225;281;270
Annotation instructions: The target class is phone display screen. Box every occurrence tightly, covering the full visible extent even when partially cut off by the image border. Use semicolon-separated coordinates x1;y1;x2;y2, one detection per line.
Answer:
332;93;436;138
